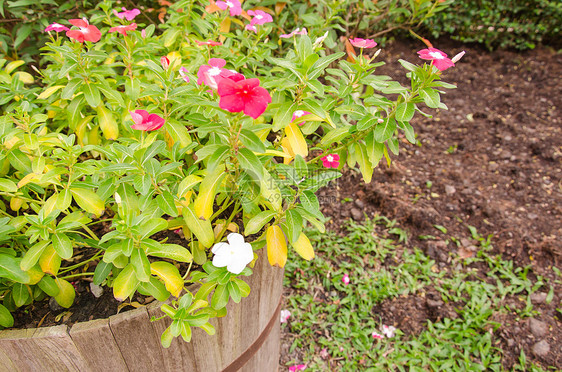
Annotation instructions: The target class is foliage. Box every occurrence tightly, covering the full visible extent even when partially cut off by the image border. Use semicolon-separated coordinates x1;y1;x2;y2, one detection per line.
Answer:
0;0;458;345
283;218;553;371
424;0;562;50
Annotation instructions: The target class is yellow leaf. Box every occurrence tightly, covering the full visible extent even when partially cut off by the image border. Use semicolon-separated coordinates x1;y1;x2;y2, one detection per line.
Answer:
25;265;44;285
113;264;139;301
96;105;119;140
54;278;76;308
293;232;315;260
219;17;231;34
150;261;184;298
39;245;61;275
166;51;182;70
16;173;39;189
266;225;287;268
41;193;58;218
6;60;24;74
10;197;23;211
13;71;33;84
194;166;225;220
37;85;65;100
285;123;308;158
280;137;295;165
70;188;105;217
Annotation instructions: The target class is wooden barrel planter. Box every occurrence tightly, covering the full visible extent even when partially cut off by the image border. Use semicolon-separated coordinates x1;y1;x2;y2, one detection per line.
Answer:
0;257;284;372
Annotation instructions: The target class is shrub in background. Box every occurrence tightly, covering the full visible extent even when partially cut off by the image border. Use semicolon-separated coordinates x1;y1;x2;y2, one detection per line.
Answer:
424;0;562;50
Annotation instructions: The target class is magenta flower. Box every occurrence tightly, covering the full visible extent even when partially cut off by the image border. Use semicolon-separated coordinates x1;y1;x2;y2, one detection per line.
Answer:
349;38;377;49
322;154;340;169
161;56;170;70
245;24;257;33
280;27;307;38
341;273;350;285
45;23;69;32
280;309;291;323
291;110;312;126
113;7;141;21
289;365;306;372
217;78;272;119
195;40;223;46
130;110;165;131
417;48;455;71
109;23;137;36
66;18;101;43
216;0;242;16
248;10;273;25
179;67;190;83
372;331;384;340
197;58;233;90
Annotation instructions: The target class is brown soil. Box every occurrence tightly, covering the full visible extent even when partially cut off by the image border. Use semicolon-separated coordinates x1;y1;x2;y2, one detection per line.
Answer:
282;38;562;370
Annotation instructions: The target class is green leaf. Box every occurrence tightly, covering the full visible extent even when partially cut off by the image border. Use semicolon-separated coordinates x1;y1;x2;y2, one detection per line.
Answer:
12;283;29;307
238;148;264;179
211;284;229;310
227;281;241;303
113;264;139;301
0;179;17;193
395;102;415;122
401;121;416;144
233;278;250;297
83;82;101;108
245;210;276;236
70;188;105;217
131;249;151;282
239;129;266;153
156;192;178;217
145;242;193;263
38;275;60;297
207;145;230;171
285;209;303;244
0;304;14;328
374;118;397;143
0;254;30;283
420;88;440;108
272;101;297;131
20;240;49;271
51;233;73;260
139;218;168;240
300;191;322;219
365;132;385;166
138;277;170;302
93;261;113;285
54;278;76;308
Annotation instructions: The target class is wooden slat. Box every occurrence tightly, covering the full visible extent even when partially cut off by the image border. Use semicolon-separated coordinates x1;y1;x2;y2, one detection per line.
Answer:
69;318;129;372
257;258;285;331
188;324;223;372
240;311;281;372
0;326;87;372
147;301;198;371
0;347;17;372
109;306;165;372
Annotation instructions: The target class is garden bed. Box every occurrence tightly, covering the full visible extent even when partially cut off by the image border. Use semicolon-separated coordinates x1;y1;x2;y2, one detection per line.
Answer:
281;37;561;370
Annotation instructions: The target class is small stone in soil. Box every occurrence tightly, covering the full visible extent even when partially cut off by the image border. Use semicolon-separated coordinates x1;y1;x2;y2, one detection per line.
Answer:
532;340;550;357
351;208;364;221
354;199;365;208
445;185;456;195
90;283;104;298
530;292;547;304
528;318;548;338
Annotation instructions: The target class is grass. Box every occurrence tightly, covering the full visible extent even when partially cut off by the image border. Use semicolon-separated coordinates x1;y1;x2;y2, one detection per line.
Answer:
282;216;555;371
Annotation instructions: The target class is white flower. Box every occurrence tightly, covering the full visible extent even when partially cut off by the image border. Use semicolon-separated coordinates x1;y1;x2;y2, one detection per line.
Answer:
280;309;291;323
313;31;329;47
451;51;466;63
382;325;396;338
211;233;253;274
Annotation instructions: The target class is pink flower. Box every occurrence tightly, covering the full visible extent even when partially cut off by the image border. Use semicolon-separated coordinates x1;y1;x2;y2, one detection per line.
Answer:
161;56;170;70
341;273;350;285
66;18;101;43
322;154;340;169
109;23;137;36
382;325;396;338
248;10;273;25
289;365;306;372
195;40;223;46
197;58;232;90
280;28;307;38
417;48;455;71
130;110;165;131
217;78;272;119
280;309;291;323
179;67;190;83
372;331;384;340
45;23;69;32
216;0;242;16
291;110;312;126
141;29;147;38
245;24;257;33
113;7;141;21
451;51;466;63
349;38;377;49
320;348;329;359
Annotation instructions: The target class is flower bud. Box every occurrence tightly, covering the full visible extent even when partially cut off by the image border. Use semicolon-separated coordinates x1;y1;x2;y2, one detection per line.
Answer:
161;56;170;70
451;51;465;63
